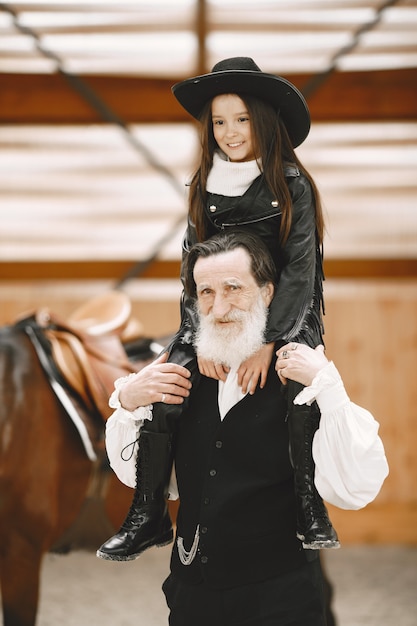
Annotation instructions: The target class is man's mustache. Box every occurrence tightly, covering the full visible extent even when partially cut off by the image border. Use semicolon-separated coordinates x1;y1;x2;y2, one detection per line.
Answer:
204;309;246;324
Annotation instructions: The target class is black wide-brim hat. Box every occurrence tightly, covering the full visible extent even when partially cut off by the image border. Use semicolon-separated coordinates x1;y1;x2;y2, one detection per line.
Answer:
172;57;310;148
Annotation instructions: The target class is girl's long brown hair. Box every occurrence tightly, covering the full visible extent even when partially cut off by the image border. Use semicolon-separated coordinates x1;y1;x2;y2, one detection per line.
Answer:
188;95;324;246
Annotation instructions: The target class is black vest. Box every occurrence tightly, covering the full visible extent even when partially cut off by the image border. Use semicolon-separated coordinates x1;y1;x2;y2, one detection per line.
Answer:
170;366;307;589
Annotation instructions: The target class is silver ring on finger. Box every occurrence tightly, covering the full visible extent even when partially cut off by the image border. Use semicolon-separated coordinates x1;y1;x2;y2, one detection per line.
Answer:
291;343;298;350
161;393;166;403
281;350;289;359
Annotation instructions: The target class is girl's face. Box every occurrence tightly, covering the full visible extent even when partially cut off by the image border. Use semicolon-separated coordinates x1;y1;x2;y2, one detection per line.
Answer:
211;94;255;162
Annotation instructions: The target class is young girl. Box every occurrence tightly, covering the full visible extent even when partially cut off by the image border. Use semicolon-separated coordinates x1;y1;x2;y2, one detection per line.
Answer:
97;57;339;562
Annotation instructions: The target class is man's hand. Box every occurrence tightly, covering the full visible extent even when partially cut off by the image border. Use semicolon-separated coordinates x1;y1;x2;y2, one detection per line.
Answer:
275;343;329;387
237;342;275;394
120;352;192;411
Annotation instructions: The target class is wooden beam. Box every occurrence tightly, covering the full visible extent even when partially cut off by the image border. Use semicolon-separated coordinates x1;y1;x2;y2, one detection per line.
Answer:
196;0;208;75
1;68;416;124
1;258;417;282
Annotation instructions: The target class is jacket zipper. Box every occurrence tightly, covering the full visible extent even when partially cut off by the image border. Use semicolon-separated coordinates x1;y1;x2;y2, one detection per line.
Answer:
219;210;282;228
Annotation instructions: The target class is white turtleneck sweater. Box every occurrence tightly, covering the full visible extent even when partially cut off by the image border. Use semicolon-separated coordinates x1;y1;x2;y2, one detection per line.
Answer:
206;150;262;196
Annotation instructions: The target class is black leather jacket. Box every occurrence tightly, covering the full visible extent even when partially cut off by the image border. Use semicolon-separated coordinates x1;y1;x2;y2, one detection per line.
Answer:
169;163;324;354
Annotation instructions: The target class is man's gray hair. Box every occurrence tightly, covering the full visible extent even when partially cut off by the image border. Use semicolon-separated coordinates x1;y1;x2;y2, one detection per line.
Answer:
184;230;277;297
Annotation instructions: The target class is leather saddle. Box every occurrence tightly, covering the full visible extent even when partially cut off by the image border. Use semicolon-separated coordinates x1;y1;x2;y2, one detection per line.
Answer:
35;291;143;420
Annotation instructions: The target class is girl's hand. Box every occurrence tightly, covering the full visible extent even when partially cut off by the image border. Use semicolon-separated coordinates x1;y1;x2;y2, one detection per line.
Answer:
237;342;275;395
197;356;229;382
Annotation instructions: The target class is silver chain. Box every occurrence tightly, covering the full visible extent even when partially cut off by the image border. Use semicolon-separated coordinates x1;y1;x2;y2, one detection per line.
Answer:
177;525;200;566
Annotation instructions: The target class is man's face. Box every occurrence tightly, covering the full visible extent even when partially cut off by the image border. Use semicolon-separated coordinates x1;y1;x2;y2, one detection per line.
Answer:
193;247;274;368
194;247;273;324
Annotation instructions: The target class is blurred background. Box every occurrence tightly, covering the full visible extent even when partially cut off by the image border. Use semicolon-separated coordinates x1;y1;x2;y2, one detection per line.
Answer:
0;1;416;624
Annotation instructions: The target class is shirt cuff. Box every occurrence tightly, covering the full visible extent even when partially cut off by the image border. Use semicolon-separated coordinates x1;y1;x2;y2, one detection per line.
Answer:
293;361;350;412
109;374;153;423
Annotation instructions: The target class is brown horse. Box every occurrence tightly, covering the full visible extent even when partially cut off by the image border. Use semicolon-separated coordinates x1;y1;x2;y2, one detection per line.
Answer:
0;320;161;626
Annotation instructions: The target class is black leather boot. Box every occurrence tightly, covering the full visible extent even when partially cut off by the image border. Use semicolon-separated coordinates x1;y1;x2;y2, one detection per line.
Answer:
96;429;174;561
287;381;340;550
96;345;198;562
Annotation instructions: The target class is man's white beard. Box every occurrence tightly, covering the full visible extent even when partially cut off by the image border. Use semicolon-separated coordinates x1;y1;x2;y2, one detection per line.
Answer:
193;293;268;370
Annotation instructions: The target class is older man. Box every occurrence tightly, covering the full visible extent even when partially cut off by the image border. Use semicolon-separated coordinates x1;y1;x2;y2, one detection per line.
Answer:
103;230;388;626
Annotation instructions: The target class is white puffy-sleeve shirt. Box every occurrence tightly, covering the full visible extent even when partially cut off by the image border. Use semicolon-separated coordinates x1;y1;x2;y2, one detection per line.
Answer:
295;361;389;510
106;362;389;508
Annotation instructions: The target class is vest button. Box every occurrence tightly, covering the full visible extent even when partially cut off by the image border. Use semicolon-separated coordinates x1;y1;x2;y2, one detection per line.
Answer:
203;497;210;505
271;200;279;207
209;204;217;212
209;469;217;477
201;526;208;534
215;440;223;448
201;556;208;564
